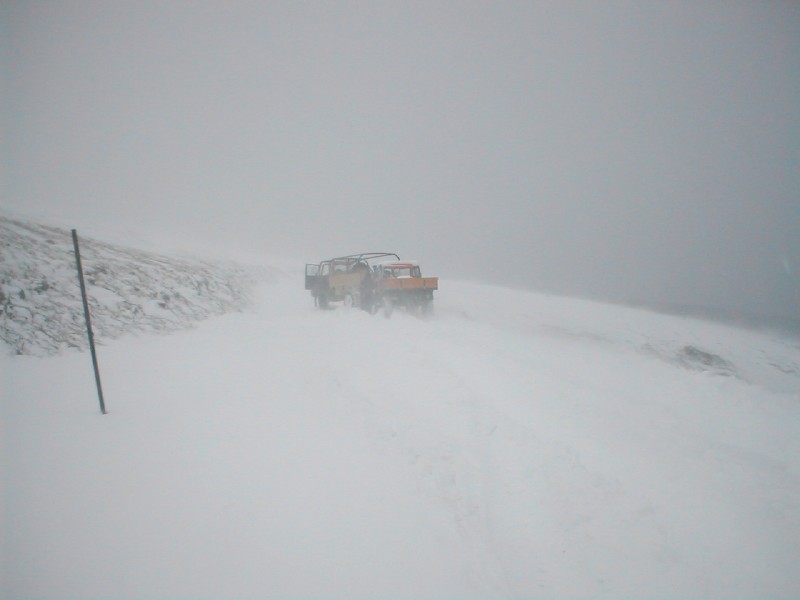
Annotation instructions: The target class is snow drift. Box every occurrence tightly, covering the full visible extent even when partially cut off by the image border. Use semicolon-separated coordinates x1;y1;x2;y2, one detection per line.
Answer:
2;216;799;599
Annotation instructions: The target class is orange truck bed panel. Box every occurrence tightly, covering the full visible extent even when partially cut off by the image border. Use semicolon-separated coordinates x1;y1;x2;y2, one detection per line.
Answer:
380;277;439;291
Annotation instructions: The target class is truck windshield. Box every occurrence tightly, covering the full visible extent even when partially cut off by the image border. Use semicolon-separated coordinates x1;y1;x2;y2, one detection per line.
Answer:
387;266;420;278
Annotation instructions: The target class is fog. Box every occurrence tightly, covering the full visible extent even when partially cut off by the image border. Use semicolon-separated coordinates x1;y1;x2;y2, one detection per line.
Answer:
2;1;798;321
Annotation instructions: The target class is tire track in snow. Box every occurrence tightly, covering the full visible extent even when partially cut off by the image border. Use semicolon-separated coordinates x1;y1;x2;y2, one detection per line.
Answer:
297;307;513;598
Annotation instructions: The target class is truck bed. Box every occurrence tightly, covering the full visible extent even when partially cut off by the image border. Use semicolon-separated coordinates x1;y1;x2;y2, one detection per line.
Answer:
379;277;439;291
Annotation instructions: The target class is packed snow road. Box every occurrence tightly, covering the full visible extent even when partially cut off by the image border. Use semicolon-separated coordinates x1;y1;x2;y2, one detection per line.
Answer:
4;271;800;599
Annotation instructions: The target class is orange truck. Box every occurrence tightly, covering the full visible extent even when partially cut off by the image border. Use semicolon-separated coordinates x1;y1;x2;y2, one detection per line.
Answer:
305;252;438;315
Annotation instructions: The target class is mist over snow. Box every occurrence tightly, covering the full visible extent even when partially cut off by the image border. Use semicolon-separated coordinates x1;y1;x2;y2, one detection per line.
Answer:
3;215;800;599
3;2;800;321
3;1;800;596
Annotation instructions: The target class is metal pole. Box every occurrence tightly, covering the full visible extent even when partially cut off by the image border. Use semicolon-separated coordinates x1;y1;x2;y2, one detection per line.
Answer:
72;229;107;415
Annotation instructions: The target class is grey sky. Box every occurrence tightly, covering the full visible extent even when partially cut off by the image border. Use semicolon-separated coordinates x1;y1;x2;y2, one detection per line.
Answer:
3;1;799;320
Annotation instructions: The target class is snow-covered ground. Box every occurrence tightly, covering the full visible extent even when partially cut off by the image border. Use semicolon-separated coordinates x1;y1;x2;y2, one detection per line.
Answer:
3;221;800;599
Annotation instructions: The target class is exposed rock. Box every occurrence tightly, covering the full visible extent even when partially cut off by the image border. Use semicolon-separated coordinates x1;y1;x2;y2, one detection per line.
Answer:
676;345;738;377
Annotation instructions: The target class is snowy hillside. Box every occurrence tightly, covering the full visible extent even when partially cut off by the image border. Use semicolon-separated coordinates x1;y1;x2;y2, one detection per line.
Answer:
3;222;800;599
1;215;270;355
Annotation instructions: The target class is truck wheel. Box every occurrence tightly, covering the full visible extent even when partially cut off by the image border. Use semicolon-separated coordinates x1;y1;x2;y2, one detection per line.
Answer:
344;293;356;308
318;293;329;309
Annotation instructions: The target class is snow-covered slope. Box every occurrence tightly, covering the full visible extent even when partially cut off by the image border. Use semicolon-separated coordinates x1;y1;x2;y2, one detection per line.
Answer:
2;222;799;599
1;216;270;355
